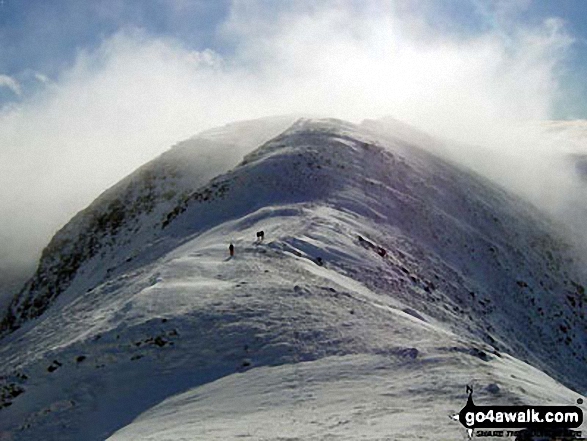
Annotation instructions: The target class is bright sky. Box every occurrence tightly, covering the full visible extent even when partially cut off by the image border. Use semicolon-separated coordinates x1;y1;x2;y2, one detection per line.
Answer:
0;0;586;271
0;1;586;118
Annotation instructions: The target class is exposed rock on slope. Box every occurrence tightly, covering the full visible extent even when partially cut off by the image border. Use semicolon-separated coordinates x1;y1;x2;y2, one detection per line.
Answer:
0;117;585;440
0;116;298;336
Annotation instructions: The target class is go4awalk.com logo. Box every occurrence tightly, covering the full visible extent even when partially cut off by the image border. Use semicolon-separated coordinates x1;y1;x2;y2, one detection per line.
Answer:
451;386;585;439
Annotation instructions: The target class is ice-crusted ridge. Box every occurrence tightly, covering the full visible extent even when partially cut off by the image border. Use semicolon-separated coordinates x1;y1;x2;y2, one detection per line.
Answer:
0;117;300;337
0;116;585;440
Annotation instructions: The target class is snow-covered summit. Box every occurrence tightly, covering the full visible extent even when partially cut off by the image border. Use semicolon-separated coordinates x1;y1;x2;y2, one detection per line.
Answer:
0;117;585;440
0;115;299;337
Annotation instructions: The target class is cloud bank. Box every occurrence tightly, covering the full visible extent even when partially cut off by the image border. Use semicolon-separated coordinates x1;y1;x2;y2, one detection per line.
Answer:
0;0;584;287
0;75;21;96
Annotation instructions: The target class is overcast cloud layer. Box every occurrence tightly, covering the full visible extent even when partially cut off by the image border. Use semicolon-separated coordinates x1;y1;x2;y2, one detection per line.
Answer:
0;0;586;286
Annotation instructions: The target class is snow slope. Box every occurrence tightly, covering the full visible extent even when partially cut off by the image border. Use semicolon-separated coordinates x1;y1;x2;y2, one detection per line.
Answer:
0;115;299;336
0;117;585;440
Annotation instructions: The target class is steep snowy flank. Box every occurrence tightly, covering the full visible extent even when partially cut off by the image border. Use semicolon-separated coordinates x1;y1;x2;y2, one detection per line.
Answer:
0;118;585;440
162;118;587;392
0;116;298;337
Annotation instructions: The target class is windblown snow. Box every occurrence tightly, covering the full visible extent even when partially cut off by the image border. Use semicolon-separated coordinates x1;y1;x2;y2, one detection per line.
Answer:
0;117;585;441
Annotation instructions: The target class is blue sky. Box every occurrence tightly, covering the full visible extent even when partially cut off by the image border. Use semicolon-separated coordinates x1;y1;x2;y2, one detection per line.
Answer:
0;0;586;118
0;1;228;76
0;0;230;103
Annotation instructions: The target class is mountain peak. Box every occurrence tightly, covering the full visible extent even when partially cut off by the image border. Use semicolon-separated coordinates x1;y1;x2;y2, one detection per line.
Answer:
0;116;585;440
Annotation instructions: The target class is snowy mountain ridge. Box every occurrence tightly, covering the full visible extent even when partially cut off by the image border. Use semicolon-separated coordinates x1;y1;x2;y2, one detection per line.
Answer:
0;116;298;337
0;117;585;440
